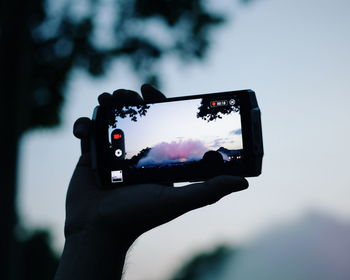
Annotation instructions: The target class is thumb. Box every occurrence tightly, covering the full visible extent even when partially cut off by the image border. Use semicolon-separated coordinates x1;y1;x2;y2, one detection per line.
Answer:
166;176;248;216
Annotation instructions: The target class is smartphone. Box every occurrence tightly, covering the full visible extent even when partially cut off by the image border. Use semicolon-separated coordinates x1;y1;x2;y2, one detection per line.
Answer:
92;89;263;187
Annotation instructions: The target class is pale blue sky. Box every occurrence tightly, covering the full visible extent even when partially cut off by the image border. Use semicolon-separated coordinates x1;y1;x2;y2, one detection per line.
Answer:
19;0;350;279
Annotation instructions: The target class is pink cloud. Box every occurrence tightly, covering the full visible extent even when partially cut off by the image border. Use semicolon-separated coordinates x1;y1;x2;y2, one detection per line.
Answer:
137;139;208;167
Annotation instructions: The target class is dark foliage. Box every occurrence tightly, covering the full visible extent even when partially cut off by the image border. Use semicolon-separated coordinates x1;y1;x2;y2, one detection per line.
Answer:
16;230;59;280
129;147;151;165
1;0;226;133
110;104;151;127
197;97;240;122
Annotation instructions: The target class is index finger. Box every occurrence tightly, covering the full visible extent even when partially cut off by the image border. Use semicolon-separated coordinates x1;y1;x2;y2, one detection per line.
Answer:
141;84;166;102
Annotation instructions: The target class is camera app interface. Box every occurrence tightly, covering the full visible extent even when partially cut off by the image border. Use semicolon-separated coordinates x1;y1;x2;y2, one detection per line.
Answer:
108;95;243;172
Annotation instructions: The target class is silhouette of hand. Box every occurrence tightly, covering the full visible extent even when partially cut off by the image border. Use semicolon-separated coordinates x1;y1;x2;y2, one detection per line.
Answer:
66;84;248;243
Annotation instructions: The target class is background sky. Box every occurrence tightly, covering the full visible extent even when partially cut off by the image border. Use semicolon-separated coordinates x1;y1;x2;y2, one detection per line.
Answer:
19;0;350;279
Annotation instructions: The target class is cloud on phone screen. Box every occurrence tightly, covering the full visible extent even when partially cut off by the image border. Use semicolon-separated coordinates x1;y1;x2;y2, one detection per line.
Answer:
137;139;207;167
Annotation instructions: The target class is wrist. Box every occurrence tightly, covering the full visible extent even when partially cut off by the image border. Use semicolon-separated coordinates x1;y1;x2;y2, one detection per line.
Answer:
55;227;134;280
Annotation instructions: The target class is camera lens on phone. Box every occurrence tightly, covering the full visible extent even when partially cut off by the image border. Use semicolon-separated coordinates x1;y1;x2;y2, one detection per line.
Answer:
115;149;123;157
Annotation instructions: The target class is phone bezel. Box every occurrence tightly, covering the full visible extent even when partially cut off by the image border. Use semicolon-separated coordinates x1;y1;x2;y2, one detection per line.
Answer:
91;89;263;187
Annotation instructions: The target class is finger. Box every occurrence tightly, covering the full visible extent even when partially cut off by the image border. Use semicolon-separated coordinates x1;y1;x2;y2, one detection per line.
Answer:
164;176;248;217
73;117;91;139
73;117;91;154
98;92;114;107
76;153;92;168
112;89;143;106
141;84;166;102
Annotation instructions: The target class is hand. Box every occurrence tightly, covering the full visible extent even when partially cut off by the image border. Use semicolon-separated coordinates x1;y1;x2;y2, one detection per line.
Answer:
66;84;248;242
55;84;248;280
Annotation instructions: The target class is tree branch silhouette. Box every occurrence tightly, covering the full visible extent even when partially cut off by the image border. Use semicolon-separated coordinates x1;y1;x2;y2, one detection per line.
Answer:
197;97;240;122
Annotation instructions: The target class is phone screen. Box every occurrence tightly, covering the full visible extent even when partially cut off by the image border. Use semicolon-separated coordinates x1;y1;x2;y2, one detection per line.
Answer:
107;94;242;175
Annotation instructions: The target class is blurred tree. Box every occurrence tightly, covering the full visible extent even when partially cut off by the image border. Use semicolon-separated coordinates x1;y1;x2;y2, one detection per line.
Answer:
0;0;252;278
169;245;234;280
16;230;59;280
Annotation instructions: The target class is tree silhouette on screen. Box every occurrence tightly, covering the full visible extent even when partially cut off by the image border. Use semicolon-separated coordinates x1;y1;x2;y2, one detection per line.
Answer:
115;104;151;123
197;97;240;122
